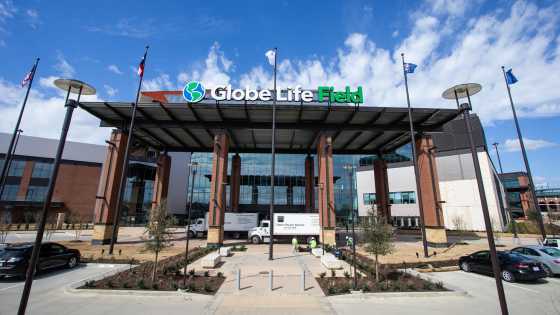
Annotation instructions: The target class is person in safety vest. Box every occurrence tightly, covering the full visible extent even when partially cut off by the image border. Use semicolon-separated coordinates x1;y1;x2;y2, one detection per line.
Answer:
292;236;298;253
309;237;317;249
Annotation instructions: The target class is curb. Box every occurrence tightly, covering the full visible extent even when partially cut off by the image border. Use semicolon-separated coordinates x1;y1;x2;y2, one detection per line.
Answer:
327;289;468;299
64;264;213;299
405;269;469;296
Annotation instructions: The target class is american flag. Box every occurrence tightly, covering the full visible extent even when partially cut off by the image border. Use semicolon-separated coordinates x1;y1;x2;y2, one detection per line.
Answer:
137;55;145;77
21;65;36;87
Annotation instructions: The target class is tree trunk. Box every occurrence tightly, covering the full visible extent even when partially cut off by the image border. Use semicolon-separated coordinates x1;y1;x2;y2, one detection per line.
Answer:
375;253;379;282
152;250;159;283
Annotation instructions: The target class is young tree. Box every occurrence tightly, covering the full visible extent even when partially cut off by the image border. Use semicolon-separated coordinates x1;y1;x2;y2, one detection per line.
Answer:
67;213;85;241
144;200;176;283
363;210;395;282
451;214;467;244
490;216;502;246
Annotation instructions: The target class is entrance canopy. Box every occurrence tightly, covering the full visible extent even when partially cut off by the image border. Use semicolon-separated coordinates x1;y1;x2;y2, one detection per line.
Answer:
78;96;460;154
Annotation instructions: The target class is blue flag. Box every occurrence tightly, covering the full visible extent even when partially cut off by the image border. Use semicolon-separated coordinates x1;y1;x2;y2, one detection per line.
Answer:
505;69;518;85
404;63;417;74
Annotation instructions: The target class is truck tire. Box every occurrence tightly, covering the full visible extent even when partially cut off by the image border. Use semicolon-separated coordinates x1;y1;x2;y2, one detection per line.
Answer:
251;236;261;244
232;232;241;239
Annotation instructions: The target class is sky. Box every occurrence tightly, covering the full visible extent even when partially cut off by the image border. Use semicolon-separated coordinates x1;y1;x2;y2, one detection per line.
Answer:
0;0;559;186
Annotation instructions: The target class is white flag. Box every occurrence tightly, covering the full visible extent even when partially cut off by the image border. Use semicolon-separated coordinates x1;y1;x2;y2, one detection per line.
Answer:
265;49;276;66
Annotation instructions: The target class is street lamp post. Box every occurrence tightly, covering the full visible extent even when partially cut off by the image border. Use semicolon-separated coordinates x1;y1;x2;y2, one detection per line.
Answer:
443;83;509;315
343;163;358;290
183;162;198;287
492;142;504;174
319;183;324;251
18;79;95;315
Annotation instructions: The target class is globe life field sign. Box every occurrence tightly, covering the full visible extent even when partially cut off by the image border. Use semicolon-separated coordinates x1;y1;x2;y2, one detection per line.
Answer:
182;81;364;104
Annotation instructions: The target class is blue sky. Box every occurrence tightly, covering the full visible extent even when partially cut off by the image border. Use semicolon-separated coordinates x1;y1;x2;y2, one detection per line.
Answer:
0;0;560;186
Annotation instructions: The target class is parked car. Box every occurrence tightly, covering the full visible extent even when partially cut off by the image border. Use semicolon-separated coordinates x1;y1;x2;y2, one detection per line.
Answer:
543;238;559;249
511;245;560;276
0;242;80;279
459;250;547;282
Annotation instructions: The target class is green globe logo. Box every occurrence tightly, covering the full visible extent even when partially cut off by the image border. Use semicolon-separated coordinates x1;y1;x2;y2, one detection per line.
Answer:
183;81;205;103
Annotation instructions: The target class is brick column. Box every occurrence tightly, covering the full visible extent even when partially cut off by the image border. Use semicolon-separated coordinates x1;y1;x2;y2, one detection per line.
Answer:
16;161;34;200
305;154;315;212
373;158;391;221
151;153;171;211
230;153;241;212
416;134;447;247
207;133;229;247
92;130;128;245
317;135;336;245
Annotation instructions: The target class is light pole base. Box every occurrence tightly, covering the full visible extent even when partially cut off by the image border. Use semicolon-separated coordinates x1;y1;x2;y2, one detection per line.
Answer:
426;227;448;248
321;228;336;246
91;224;117;245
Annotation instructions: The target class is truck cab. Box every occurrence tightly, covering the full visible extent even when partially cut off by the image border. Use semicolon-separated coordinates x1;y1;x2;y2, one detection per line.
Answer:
249;220;270;244
187;218;206;238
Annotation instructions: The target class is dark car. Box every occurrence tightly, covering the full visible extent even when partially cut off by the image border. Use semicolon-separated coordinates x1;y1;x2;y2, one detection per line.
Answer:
459;250;547;282
0;242;80;279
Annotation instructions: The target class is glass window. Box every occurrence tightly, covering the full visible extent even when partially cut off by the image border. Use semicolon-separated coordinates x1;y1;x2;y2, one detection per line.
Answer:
8;160;26;177
363;193;376;205
1;184;19;201
26;186;48;202
32;162;53;178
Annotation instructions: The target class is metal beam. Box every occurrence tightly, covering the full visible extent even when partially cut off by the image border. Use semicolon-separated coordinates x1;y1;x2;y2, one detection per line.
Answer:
157;102;206;148
357;132;384;150
136;107;189;148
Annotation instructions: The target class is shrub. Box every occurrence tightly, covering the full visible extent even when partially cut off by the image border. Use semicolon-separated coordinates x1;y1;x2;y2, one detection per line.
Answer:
204;283;212;292
204;271;210;277
330;270;336;277
152;283;159;290
327;286;336;295
217;272;224;278
319;272;326;279
137;279;147;289
343;271;351;279
423;281;435;290
435;281;444;290
361;283;370;292
123;282;130;289
84;280;96;288
188;269;195;276
240;244;247;251
187;282;196;292
107;280;114;288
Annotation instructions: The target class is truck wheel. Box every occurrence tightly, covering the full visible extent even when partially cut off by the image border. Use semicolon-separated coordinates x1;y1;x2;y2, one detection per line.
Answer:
232;232;241;239
251;236;261;244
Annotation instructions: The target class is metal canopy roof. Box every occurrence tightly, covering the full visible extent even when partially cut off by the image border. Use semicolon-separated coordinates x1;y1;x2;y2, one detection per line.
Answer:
77;101;461;154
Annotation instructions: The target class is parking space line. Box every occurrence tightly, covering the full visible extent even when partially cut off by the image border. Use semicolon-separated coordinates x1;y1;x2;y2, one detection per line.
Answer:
505;283;540;294
0;282;23;292
452;271;542;294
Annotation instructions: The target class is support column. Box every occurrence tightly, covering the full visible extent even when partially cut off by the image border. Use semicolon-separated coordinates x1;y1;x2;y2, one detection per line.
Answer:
251;184;258;205
373;158;391;222
304;154;315;212
416;134;447;247
207;133;229;248
230;153;241;212
317;135;336;245
151;153;171;211
92;130;128;245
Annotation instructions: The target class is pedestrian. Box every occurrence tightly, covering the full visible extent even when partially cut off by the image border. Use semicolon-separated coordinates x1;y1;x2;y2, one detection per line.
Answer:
346;235;353;248
292;236;298;253
310;237;317;249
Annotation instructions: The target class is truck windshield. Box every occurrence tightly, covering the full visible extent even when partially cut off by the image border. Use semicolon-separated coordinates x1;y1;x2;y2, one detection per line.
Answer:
261;222;269;228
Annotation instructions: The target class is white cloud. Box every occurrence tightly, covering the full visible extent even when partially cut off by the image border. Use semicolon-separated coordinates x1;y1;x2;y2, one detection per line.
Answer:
504;138;557;152
104;84;118;97
177;42;232;88
142;73;175;91
0;78;110;144
107;64;122;75
25;8;39;29
53;52;75;78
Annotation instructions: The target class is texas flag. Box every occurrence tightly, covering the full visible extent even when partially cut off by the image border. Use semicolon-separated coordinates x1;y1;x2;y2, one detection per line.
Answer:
21;65;36;87
137;55;145;77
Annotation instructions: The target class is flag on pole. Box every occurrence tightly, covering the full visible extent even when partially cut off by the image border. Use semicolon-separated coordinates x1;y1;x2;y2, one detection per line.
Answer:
403;62;417;74
21;65;36;87
505;69;518;85
265;49;276;66
137;55;146;77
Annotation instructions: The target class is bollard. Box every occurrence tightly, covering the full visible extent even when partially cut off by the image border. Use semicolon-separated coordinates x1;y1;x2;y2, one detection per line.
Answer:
301;270;305;292
269;270;273;291
236;269;241;291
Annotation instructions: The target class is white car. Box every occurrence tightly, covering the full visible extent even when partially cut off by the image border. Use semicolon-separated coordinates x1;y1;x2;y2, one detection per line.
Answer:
511;245;560;276
543;238;559;249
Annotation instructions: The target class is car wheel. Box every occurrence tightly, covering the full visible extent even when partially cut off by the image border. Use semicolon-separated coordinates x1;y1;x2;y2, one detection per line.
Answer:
543;264;553;277
501;270;515;282
67;256;78;269
460;262;471;272
251;236;261;244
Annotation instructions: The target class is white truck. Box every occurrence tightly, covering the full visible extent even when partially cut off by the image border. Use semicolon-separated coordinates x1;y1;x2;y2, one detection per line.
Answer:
248;213;321;244
187;212;258;239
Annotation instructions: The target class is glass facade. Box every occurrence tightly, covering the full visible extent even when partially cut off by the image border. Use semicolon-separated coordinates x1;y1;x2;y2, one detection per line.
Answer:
32;162;54;178
363;191;416;205
120;161;156;225
188;152;362;223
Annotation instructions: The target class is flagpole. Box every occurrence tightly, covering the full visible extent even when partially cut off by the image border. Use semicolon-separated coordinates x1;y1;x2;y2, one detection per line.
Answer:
501;66;546;241
268;47;277;261
0;58;39;198
401;53;429;258
109;46;150;255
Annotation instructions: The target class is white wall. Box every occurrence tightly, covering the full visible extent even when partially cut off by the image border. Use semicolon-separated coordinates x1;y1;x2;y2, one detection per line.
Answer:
356;151;507;232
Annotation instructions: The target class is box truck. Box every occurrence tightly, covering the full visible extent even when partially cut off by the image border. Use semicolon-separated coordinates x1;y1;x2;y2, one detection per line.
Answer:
248;213;320;244
187;212;258;239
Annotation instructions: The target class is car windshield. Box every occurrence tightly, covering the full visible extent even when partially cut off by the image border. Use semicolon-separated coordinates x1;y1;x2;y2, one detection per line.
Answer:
541;247;560;257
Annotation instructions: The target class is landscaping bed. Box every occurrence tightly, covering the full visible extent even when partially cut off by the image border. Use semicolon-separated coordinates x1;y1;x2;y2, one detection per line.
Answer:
315;248;448;296
316;269;446;296
78;247;224;294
